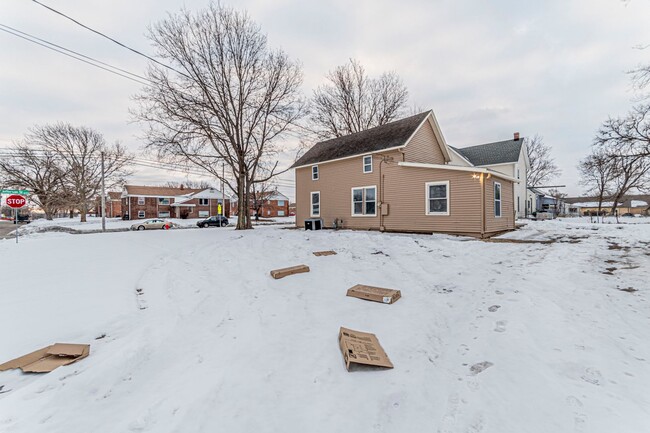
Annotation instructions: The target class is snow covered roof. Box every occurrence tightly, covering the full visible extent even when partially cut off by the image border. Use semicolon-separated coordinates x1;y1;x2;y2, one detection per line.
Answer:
631;200;648;207
572;201;621;208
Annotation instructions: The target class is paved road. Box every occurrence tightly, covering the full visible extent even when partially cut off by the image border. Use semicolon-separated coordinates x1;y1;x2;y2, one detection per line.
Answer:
0;221;17;239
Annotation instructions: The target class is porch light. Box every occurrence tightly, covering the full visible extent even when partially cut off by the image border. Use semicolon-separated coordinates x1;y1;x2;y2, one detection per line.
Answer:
472;173;480;180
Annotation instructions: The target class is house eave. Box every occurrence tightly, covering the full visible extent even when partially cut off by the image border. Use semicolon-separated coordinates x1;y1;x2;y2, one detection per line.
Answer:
397;161;520;183
292;145;406;170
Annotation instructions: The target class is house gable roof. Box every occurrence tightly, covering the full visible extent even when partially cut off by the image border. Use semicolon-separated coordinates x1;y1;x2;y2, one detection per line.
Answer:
451;139;523;166
291;111;430;168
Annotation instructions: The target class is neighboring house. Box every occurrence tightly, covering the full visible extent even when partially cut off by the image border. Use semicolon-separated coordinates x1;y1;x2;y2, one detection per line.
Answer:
291;110;519;237
254;191;290;217
450;133;529;218
121;185;230;220
95;192;123;218
570;200;649;216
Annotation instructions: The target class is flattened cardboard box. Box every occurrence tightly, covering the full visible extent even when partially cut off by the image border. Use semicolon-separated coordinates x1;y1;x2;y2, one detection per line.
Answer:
270;264;310;279
313;250;337;257
346;284;401;304
0;343;90;373
338;327;393;371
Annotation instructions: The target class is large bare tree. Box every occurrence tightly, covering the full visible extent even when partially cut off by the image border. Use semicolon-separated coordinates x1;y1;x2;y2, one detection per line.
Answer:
525;135;561;187
310;58;409;139
28;123;132;222
578;149;616;218
133;3;304;230
0;142;67;220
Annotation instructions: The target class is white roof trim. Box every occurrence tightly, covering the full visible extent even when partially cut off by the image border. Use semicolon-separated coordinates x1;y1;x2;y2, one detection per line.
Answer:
292;145;406;170
398;161;520;183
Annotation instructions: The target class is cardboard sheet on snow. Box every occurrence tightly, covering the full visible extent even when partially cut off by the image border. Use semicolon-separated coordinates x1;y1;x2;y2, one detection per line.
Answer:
313;250;337;256
0;343;90;373
338;327;393;371
270;264;310;279
346;284;401;304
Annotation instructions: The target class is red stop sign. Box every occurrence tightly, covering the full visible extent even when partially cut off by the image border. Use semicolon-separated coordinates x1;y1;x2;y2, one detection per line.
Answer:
6;195;27;209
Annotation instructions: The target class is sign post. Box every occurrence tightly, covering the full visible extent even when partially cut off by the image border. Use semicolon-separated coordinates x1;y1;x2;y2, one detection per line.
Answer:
6;194;27;244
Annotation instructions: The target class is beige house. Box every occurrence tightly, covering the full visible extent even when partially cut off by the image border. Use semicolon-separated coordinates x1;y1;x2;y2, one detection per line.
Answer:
292;110;520;237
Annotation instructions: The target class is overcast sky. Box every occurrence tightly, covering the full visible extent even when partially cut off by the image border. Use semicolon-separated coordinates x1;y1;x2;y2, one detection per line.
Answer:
2;0;650;199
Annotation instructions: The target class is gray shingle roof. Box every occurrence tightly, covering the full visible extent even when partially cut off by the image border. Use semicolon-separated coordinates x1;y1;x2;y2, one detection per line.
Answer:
451;139;523;166
291;111;429;168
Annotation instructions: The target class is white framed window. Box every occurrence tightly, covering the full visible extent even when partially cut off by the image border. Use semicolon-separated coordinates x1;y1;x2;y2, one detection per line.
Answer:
138;210;145;218
278;210;285;217
198;210;209;218
198;198;209;206
158;211;170;218
312;165;319;180
494;182;502;217
517;168;520;179
425;181;449;216
351;186;377;217
310;192;320;217
158;198;170;205
363;155;373;173
137;197;145;205
277;200;285;206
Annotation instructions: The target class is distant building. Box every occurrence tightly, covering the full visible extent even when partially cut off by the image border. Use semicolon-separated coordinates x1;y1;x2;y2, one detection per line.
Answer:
95;192;123;218
120;185;230;220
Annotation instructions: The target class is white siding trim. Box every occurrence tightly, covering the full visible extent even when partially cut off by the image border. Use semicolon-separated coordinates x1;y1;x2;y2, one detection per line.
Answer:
310;191;320;217
350;185;377;217
363;155;373;173
398;161;520;183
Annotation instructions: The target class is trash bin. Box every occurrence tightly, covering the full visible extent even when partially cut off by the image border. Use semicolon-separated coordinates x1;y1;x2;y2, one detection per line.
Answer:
305;218;322;230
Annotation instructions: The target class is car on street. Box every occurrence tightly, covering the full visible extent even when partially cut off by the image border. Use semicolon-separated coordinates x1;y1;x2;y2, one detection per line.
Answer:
621;213;635;218
196;215;229;228
130;219;174;231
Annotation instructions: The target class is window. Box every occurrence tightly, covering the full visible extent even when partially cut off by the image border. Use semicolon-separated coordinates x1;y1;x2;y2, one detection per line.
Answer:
425;181;449;215
198;198;209;206
312;165;319;180
199;210;209;218
137;197;145;205
158;198;170;205
363;155;373;173
158;211;170;218
138;210;145;218
277;200;285;206
278;211;285;217
311;192;320;217
494;182;502;217
517;168;520;179
351;186;377;216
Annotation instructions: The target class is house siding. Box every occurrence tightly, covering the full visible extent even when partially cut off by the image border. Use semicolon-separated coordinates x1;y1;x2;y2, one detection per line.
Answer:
402;120;446;165
484;177;515;233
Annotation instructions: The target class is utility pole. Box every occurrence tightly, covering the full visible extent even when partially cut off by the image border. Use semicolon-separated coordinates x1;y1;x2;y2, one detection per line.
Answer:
221;162;225;226
101;151;106;232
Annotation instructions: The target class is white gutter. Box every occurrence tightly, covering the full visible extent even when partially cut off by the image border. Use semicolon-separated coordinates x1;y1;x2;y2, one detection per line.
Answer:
397;161;520;183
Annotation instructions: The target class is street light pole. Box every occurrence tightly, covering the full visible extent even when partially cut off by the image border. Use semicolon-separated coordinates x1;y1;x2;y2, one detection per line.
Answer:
101;151;106;232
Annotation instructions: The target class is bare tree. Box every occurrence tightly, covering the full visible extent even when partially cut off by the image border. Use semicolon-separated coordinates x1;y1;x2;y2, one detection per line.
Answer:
525;135;561;186
28;123;132;222
133;3;304;230
250;178;277;222
310;58;409;139
164;180;214;190
578;149;616;219
0;142;67;220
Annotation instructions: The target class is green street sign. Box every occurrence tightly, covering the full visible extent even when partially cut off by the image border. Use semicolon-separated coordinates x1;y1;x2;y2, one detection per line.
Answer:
1;189;29;195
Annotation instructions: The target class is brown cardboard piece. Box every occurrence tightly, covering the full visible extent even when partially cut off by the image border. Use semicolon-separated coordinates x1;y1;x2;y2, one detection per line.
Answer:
346;284;401;304
313;250;337;257
270;264;310;279
0;343;90;373
338;327;393;371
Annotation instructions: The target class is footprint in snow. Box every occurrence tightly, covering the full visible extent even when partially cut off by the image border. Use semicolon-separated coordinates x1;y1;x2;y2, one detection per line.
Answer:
469;361;493;375
494;321;507;332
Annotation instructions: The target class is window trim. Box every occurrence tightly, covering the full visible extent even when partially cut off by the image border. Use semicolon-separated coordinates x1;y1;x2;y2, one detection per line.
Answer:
158;197;170;205
158;211;170;218
137;210;145;218
137;197;145;205
494;182;502;218
350;185;377;217
311;165;319;181
425;181;450;216
198;198;209;206
310;191;320;217
362;155;373;174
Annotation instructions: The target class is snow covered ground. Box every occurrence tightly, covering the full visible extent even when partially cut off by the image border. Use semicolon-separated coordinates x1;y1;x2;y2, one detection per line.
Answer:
0;219;648;432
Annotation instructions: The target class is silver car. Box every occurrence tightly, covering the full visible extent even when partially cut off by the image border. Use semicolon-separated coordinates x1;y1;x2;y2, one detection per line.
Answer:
130;219;174;231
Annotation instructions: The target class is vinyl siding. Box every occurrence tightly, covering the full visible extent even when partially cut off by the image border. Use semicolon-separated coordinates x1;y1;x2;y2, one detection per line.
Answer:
485;177;515;233
402;120;447;165
382;164;483;234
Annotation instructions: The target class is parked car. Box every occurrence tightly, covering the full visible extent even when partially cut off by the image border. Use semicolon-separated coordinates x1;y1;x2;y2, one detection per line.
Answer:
130;219;174;231
197;215;229;228
621;213;634;218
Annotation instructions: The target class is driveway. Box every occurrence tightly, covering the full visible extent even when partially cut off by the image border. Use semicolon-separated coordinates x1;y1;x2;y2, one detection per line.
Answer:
0;221;17;239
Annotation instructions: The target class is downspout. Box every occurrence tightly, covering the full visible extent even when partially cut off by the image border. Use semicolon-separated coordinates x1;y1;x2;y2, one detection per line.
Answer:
378;155;393;232
480;173;486;238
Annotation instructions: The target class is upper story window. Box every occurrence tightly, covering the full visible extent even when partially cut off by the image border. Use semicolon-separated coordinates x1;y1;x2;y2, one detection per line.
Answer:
137;197;145;205
198;198;209;206
363;155;373;173
277;200;285;206
351;186;376;216
494;182;502;217
312;165;319;180
517;168;520;179
158;198;170;205
425;181;449;216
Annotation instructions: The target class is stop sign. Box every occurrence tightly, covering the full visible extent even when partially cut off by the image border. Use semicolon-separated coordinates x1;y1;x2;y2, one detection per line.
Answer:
6;194;27;209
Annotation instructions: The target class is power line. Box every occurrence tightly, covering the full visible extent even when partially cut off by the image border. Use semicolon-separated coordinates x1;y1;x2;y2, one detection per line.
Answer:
31;0;189;79
0;25;149;86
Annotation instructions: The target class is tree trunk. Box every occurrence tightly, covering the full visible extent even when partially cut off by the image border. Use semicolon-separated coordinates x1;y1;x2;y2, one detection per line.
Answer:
80;202;87;222
69;208;74;219
236;179;247;230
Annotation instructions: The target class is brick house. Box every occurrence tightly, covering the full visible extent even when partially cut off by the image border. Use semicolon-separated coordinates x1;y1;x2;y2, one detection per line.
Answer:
121;185;230;220
95;192;123;218
255;191;290;217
